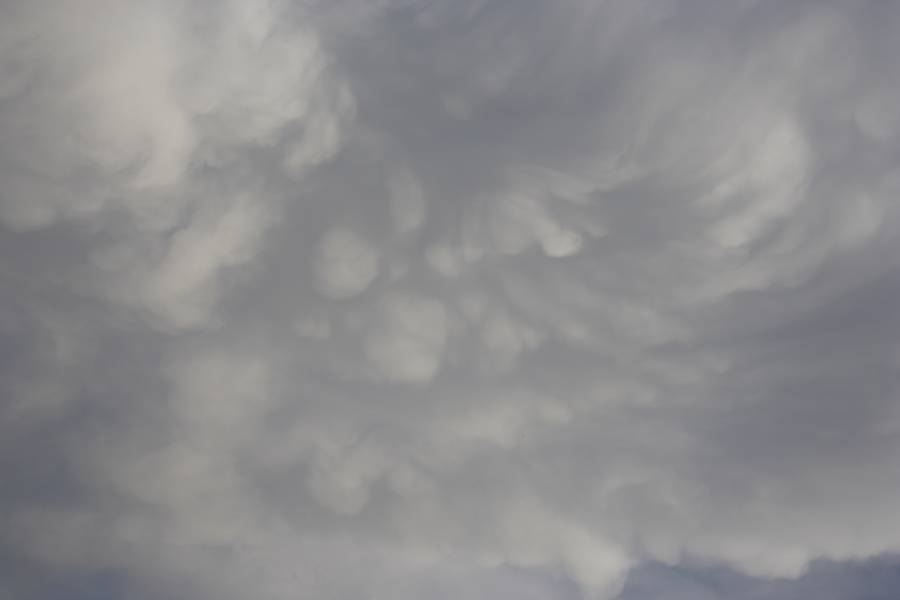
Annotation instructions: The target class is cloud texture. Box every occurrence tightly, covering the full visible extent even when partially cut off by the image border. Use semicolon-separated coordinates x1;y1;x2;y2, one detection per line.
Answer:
2;1;900;598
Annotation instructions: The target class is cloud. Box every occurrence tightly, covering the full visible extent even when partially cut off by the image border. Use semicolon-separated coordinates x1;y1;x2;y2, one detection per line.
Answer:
619;557;900;600
0;0;352;328
3;1;900;599
364;292;449;383
313;226;380;299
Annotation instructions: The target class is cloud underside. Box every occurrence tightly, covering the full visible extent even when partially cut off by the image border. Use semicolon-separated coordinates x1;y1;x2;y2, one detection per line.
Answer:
2;1;900;599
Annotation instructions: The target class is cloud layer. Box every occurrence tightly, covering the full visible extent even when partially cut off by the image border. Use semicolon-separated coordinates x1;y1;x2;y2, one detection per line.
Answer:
3;1;900;599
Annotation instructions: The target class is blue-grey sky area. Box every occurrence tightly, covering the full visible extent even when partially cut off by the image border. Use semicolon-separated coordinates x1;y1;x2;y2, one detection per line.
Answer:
2;1;900;599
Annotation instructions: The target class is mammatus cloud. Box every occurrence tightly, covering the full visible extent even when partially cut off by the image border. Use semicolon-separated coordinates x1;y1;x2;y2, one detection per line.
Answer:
2;1;900;599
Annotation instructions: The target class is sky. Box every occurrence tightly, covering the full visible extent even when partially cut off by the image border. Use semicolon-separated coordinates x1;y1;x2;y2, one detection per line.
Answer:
1;1;900;599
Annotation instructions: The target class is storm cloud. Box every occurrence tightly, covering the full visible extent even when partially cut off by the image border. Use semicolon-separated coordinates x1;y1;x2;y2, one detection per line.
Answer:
2;1;900;599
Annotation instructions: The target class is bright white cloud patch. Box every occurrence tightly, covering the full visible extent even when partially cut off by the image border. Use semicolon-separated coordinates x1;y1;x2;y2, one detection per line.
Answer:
3;2;900;600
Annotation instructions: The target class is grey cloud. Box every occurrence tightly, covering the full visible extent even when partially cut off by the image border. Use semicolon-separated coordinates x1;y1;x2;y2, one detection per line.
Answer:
619;557;900;600
3;1;900;599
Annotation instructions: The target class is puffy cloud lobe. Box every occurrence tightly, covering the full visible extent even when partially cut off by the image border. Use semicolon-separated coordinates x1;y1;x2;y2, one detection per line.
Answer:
0;0;352;328
364;292;449;383
313;226;380;299
3;1;900;600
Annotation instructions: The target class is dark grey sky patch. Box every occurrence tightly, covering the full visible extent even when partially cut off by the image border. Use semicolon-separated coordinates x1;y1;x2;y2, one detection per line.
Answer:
619;556;900;600
3;0;900;598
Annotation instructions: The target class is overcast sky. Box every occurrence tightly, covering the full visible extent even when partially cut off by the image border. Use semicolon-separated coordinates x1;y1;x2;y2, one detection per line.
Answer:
2;1;900;599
